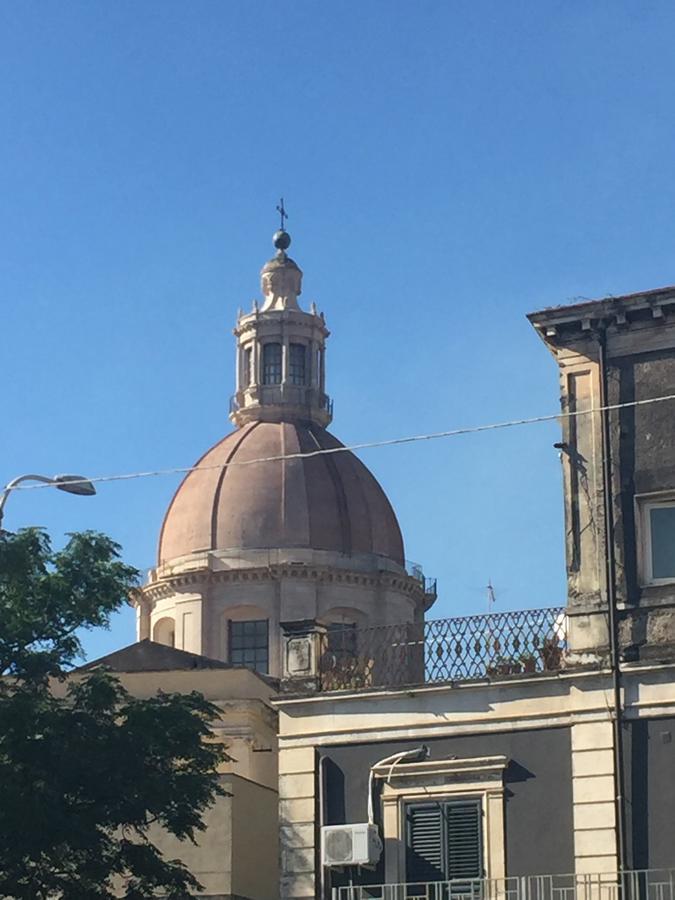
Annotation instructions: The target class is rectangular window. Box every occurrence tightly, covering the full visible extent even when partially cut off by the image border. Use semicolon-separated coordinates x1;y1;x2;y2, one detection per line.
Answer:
242;347;252;388
406;799;483;885
326;622;357;655
289;343;306;385
229;620;269;673
642;499;675;583
262;343;282;385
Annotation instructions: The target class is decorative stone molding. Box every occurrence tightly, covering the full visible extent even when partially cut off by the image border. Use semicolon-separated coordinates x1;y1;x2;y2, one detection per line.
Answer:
134;563;428;607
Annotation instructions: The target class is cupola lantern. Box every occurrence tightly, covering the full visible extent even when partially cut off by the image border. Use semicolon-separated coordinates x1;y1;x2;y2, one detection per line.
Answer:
230;226;332;427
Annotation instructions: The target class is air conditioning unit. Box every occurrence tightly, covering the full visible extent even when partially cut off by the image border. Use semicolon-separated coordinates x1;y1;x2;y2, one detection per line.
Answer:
321;823;383;867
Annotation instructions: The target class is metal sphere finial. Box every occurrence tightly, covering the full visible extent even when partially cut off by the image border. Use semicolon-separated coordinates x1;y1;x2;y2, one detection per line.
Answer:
273;229;291;251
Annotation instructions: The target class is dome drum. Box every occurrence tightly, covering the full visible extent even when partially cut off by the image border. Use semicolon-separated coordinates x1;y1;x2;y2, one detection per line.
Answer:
136;560;427;678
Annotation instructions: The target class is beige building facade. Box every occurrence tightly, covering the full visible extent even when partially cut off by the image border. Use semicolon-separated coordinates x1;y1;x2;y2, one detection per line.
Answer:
75;640;279;900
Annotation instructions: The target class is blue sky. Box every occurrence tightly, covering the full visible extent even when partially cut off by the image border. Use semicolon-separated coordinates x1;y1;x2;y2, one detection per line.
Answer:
2;1;675;661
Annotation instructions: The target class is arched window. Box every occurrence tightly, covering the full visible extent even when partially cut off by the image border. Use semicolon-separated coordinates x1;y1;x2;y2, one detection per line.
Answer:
153;617;175;648
289;343;306;385
262;343;282;384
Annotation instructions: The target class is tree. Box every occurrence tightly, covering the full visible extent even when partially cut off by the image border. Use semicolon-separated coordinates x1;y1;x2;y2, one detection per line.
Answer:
0;527;227;899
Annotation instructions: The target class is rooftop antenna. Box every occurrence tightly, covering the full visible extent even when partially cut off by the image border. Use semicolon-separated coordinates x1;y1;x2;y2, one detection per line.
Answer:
276;197;288;231
487;579;497;614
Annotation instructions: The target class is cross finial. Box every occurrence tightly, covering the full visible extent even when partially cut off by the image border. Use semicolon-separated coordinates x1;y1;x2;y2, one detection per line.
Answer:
276;197;288;231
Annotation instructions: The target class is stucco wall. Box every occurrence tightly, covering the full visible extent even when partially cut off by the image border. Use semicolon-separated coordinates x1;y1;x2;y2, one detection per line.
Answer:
231;775;280;900
146;774;235;896
624;715;675;870
321;726;574;888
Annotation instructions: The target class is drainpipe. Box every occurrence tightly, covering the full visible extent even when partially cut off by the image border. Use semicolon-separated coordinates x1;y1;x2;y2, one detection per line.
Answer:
319;754;327;900
597;326;627;872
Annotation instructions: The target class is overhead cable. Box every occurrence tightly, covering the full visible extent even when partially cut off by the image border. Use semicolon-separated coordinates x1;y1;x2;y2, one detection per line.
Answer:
8;391;675;492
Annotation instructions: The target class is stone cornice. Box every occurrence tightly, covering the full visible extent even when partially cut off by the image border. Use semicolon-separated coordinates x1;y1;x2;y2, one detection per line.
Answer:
374;754;508;784
528;285;675;347
136;563;428;605
234;309;329;339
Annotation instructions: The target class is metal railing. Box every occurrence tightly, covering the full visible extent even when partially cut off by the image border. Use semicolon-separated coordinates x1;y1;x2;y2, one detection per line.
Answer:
320;392;334;416
404;560;438;598
319;606;566;692
332;870;675;900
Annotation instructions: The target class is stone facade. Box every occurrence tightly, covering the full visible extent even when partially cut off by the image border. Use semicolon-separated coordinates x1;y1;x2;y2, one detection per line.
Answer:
67;645;279;900
275;659;675;898
528;286;675;661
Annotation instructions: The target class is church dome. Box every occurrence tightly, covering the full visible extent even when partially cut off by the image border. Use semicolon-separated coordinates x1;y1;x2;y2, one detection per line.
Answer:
158;420;405;567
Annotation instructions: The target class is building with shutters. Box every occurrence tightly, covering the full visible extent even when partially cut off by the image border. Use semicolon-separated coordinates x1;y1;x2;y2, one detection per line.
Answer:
274;285;675;900
108;222;675;899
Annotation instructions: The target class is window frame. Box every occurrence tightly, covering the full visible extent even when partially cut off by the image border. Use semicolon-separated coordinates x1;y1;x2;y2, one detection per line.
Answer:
289;342;307;386
262;342;282;385
242;346;252;388
636;491;675;586
228;618;269;673
376;755;506;885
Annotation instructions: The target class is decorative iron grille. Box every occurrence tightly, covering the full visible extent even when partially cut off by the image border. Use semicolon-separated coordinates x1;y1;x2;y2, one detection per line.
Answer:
319;607;566;692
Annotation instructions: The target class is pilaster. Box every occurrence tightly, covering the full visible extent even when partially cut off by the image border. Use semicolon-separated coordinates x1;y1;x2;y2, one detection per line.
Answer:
571;720;618;873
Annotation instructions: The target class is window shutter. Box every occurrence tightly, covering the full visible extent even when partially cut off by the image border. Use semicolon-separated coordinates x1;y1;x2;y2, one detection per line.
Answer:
446;800;482;880
406;799;483;884
406;803;444;882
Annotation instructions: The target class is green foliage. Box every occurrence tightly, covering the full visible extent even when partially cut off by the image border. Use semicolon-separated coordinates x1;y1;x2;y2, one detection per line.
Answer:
0;529;228;899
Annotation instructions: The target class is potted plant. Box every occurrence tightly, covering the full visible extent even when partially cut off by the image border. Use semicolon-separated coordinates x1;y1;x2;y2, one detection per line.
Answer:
488;656;522;676
520;653;537;674
540;637;562;671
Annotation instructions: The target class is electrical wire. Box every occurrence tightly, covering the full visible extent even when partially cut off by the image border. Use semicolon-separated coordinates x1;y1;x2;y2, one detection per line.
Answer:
7;391;675;493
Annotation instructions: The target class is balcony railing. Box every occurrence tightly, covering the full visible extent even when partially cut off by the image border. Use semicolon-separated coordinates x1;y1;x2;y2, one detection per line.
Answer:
404;559;437;598
319;606;566;692
332;870;675;900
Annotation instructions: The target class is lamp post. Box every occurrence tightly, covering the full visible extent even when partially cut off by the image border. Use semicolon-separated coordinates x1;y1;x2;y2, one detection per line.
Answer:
0;473;97;529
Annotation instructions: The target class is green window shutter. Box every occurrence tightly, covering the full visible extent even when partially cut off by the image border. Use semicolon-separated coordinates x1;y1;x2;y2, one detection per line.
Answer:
446;800;482;880
406;799;483;883
406;803;444;882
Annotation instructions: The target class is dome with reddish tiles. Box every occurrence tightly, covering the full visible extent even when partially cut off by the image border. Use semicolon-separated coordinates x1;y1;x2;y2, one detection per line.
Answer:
158;420;404;567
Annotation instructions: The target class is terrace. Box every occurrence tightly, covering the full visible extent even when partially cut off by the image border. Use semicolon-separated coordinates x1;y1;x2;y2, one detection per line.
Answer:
318;606;567;692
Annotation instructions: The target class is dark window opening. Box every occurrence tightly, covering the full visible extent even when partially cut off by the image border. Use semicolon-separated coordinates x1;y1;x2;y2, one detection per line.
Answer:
262;343;282;385
326;622;357;656
229;620;269;673
406;798;483;886
242;347;252;387
289;343;306;385
649;504;675;580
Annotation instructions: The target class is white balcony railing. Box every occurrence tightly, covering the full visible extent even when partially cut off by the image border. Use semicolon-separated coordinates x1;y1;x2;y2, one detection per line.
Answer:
332;870;675;900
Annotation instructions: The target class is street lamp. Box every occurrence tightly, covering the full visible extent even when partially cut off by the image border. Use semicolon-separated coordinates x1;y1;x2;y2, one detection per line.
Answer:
0;473;97;528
